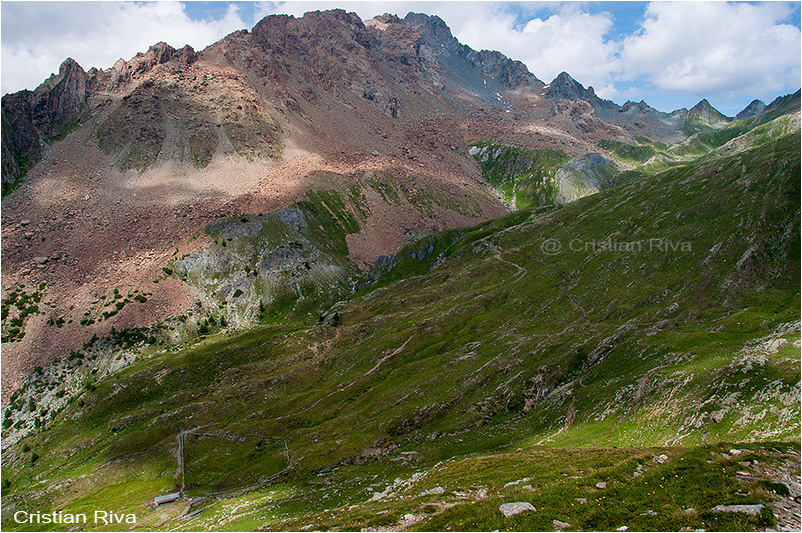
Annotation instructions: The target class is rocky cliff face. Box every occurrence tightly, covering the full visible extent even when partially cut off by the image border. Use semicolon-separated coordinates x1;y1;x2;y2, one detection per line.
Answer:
543;72;691;143
736;99;767;120
687;98;731;126
1;107;41;188
26;57;89;138
1;58;89;187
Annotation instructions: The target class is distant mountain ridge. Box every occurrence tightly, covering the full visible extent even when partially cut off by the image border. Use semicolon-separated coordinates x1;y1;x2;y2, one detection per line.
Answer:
2;10;799;188
542;70;800;143
737;99;768;120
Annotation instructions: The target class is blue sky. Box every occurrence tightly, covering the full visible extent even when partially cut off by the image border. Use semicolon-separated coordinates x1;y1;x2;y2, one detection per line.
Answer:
2;2;800;114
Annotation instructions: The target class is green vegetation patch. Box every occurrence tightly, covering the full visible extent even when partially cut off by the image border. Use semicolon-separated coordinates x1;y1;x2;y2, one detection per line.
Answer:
409;443;788;532
597;138;657;164
670;121;752;158
469;141;569;209
2;283;45;342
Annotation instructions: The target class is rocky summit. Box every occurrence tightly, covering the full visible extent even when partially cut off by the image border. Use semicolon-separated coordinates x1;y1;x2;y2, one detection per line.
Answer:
1;9;800;533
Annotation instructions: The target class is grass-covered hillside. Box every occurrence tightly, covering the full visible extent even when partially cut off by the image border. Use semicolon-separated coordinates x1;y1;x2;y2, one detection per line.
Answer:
598;106;800;175
1;133;799;531
468;142;569;209
471;96;799;211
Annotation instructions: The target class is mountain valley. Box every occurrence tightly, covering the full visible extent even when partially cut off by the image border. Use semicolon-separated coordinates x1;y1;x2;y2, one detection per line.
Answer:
1;9;800;532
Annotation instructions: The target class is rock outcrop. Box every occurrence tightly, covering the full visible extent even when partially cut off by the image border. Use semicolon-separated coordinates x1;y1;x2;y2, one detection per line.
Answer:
499;502;537;517
1;57;89;186
736;99;767;120
687;98;732;127
556;153;619;204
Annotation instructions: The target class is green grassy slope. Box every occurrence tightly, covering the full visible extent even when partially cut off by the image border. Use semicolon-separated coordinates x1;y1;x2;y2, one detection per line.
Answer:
600;106;800;174
468;142;569;209
700;112;801;162
1;135;799;531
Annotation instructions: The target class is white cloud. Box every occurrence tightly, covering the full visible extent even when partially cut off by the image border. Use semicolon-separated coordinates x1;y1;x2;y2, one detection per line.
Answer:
1;1;248;94
621;2;801;99
252;1;514;32
454;4;622;95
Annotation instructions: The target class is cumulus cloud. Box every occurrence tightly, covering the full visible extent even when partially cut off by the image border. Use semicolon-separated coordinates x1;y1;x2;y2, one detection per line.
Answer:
454;4;622;96
621;2;801;100
1;1;247;94
252;1;513;32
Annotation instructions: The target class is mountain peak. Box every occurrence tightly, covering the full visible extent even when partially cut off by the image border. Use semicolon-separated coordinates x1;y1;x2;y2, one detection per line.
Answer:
403;12;456;46
544;72;596;101
35;57;86;91
59;57;82;73
551;71;579;86
736;99;767;120
689;98;730;124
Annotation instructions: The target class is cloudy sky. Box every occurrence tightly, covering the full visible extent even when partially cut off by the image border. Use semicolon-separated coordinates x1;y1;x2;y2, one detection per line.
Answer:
2;1;800;114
